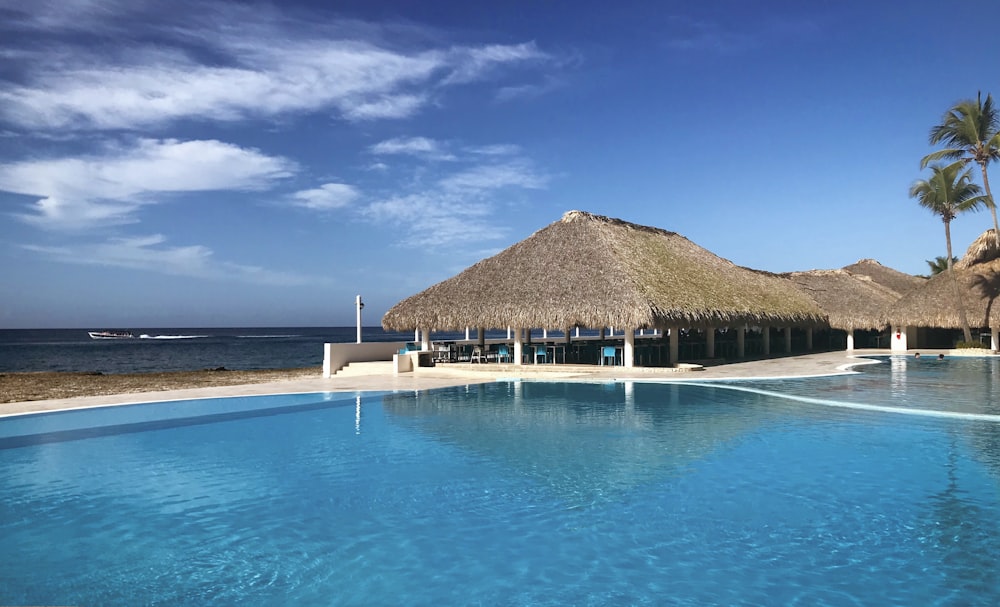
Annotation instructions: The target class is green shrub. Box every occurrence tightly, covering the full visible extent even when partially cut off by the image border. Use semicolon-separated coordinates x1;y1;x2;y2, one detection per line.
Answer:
955;340;988;349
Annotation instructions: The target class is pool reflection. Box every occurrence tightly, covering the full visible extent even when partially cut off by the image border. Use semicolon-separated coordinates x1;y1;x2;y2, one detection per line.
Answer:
381;381;785;501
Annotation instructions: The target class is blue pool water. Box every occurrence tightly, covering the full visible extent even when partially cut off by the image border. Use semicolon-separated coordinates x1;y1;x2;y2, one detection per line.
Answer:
3;357;1000;605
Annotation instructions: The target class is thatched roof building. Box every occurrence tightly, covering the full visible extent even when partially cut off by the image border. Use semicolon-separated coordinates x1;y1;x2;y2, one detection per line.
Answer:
383;210;826;332
783;269;898;332
956;229;1000;269
841;258;925;295
888;231;1000;329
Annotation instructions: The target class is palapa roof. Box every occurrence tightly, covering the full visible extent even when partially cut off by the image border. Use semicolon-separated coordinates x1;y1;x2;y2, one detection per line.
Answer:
888;230;1000;329
956;229;1000;269
841;258;925;295
782;269;898;331
382;210;827;331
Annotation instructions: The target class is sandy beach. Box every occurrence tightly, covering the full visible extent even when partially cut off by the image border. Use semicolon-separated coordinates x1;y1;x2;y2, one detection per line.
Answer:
1;367;323;404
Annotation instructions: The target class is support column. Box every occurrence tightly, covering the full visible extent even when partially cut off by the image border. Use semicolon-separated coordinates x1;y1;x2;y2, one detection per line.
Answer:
478;327;485;348
706;327;715;358
736;325;745;358
624;329;635;367
513;327;524;365
890;326;908;352
806;328;813;351
784;327;792;353
762;326;770;356
993;327;999;351
669;327;679;366
420;327;431;351
846;330;855;351
465;327;471;340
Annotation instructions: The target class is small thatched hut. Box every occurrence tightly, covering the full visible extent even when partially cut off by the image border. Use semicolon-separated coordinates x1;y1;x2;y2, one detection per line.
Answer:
383;210;827;365
783;269;897;334
888;231;1000;343
841;258;925;296
783;268;906;350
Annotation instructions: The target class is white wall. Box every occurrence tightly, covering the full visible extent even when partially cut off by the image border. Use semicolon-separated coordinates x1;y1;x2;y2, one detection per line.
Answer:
323;341;407;377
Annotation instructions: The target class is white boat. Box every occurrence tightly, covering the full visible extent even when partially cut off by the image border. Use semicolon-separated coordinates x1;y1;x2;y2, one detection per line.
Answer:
88;330;136;340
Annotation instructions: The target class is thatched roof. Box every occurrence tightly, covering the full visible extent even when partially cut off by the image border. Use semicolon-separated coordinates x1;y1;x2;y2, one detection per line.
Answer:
841;258;925;295
956;229;1000;269
782;269;898;331
383;210;827;331
888;230;1000;328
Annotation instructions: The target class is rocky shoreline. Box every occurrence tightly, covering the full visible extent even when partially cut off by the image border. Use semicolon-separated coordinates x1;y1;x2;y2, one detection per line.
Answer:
1;367;322;404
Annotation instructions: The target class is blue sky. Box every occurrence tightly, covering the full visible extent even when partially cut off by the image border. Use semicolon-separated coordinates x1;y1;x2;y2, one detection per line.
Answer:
2;0;1000;328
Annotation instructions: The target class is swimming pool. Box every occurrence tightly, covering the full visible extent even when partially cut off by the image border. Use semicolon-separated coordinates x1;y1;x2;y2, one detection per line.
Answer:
2;357;1000;605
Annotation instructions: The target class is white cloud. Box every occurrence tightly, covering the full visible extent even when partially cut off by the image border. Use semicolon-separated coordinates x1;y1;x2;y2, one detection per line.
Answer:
21;233;317;286
0;138;295;230
291;183;360;210
369;136;455;160
495;76;564;103
363;158;547;246
466;144;521;156
0;4;553;130
365;193;499;247
664;15;820;54
439;162;547;194
442;42;547;85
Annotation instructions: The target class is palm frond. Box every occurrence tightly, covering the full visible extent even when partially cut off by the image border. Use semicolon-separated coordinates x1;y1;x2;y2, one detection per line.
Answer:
921;148;965;168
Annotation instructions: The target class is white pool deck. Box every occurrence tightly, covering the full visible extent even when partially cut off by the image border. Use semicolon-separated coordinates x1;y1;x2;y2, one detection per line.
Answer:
0;348;965;417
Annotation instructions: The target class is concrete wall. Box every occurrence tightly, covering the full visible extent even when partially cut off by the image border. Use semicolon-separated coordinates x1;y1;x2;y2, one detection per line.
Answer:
323;341;407;377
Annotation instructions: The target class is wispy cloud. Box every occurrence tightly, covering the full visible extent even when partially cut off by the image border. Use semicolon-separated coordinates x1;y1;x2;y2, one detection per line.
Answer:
0;3;554;131
664;15;820;54
363;157;548;246
439;161;547;194
442;42;548;85
495;76;564;103
365;193;498;247
291;183;360;210
466;144;521;156
21;234;318;286
0;138;295;230
369;136;455;160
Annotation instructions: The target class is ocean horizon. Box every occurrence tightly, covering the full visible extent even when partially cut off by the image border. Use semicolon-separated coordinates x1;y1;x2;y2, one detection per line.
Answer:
0;326;470;374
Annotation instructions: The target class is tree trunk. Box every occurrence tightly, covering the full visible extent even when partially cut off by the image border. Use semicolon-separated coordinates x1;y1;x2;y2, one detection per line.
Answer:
945;221;973;343
981;161;1000;238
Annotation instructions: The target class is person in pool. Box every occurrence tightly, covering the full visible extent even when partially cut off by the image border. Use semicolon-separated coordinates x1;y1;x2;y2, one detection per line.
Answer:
938;353;945;360
914;352;921;359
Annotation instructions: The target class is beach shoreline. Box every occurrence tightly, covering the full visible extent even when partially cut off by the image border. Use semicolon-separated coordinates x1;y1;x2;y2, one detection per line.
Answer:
1;367;322;404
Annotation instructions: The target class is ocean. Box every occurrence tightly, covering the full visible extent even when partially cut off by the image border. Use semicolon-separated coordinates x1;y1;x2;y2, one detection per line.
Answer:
0;327;470;374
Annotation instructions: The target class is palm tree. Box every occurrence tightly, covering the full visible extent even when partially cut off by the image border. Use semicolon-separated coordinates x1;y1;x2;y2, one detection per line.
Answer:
925;255;959;276
910;162;987;342
922;92;1000;237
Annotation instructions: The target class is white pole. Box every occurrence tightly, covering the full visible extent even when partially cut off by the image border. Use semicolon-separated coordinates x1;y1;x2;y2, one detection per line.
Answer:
355;295;364;343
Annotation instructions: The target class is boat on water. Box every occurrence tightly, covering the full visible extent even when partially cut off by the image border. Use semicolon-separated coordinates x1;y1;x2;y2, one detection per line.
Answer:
87;330;136;340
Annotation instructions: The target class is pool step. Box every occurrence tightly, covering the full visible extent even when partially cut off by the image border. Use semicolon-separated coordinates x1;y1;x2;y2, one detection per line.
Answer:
333;361;395;377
